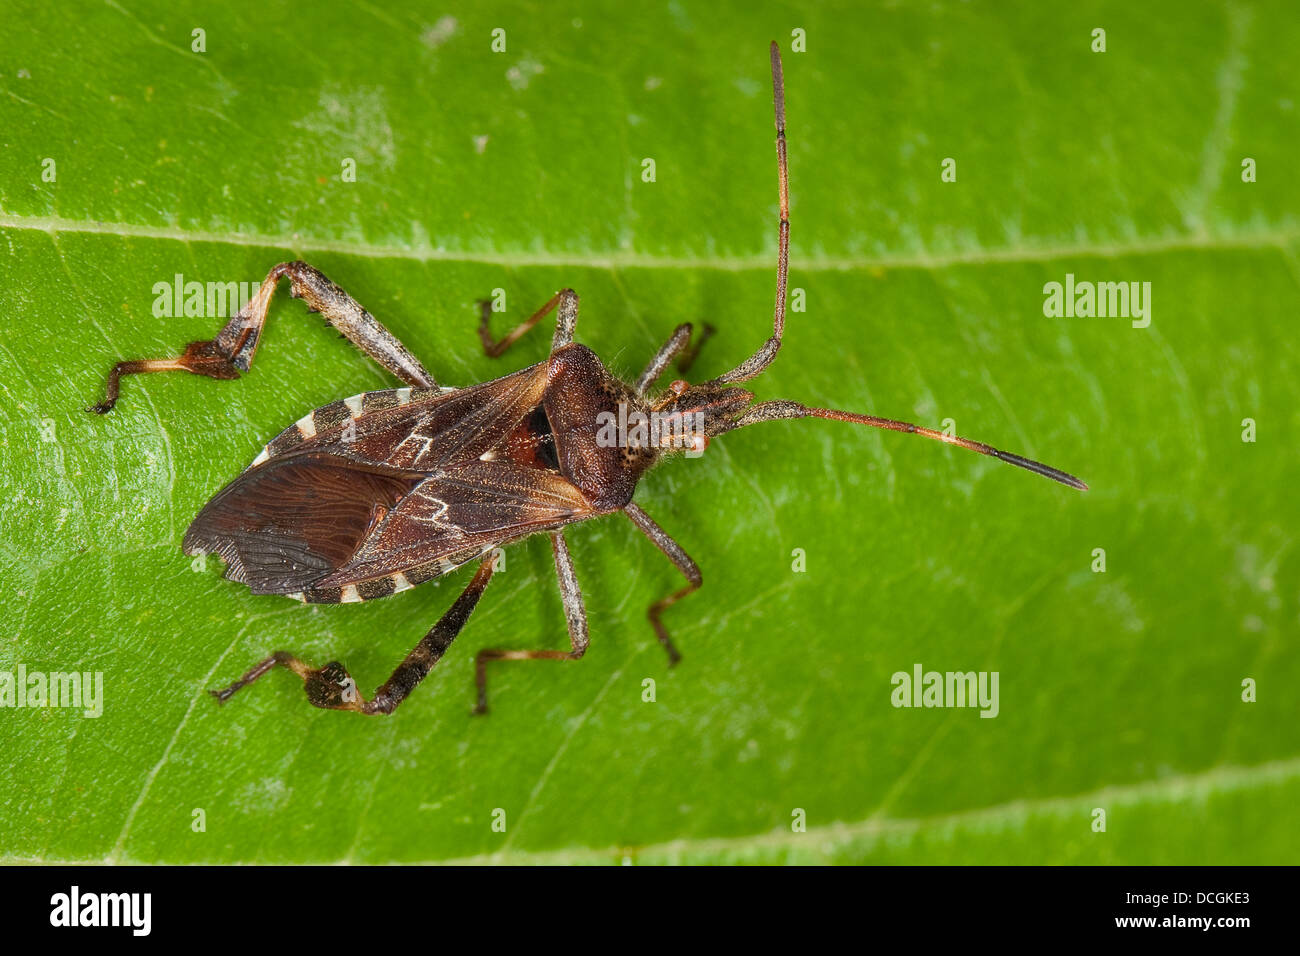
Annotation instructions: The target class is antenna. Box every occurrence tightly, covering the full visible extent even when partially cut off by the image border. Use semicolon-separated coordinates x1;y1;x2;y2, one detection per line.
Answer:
727;400;1089;490
709;40;789;385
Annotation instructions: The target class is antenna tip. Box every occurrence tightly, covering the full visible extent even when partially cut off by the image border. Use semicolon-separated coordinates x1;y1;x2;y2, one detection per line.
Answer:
769;42;786;125
990;448;1089;491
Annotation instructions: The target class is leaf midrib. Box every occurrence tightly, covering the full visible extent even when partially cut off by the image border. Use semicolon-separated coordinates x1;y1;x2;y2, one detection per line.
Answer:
2;211;1296;273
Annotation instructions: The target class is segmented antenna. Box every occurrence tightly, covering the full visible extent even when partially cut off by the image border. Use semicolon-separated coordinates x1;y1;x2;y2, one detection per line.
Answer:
727;401;1089;490
706;46;1087;492
710;40;789;386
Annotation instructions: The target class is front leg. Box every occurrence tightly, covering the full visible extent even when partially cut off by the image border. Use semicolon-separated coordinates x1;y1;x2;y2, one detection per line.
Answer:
478;288;579;358
89;260;435;413
635;322;715;396
211;558;495;715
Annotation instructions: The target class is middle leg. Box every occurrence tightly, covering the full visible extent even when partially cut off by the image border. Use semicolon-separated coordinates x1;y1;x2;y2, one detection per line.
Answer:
474;529;589;714
623;502;701;664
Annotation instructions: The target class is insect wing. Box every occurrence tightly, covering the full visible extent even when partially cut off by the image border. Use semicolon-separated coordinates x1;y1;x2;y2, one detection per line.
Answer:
316;459;595;586
183;453;423;593
320;363;549;471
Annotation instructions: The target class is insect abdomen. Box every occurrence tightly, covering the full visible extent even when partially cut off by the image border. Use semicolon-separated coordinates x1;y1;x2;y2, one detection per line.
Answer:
291;546;494;604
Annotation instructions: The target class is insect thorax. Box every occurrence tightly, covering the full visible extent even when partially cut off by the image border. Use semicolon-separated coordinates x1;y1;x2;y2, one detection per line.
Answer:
544;344;657;511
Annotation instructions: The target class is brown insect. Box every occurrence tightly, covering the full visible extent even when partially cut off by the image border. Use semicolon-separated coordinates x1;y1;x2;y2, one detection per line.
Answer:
88;44;1085;716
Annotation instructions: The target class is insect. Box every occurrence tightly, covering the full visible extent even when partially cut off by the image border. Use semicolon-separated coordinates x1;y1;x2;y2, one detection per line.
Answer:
88;44;1086;716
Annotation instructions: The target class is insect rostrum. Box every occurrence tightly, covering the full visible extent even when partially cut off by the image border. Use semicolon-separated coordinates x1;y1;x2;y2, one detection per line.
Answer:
88;43;1086;717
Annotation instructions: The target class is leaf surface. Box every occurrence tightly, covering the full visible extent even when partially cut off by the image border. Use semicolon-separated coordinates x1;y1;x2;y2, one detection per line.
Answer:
0;0;1296;863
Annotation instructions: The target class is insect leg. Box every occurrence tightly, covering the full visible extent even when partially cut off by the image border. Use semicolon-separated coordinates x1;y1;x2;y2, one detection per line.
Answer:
209;558;495;715
473;529;588;714
672;322;714;375
478;288;579;357
88;260;434;413
635;322;716;395
708;42;789;386
623;503;701;665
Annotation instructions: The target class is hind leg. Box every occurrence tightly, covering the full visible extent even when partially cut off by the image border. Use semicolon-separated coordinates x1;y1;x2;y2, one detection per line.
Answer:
89;260;435;413
210;558;495;715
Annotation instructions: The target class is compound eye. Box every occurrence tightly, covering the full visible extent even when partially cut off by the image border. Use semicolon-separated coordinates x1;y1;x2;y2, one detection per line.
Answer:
687;434;709;456
668;379;690;396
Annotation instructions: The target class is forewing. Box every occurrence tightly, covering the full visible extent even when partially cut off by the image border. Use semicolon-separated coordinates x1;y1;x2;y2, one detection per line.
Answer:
298;363;550;471
186;362;565;596
315;459;595;586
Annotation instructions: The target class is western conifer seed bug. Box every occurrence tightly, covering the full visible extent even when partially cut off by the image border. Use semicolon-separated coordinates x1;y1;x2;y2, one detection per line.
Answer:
88;44;1086;716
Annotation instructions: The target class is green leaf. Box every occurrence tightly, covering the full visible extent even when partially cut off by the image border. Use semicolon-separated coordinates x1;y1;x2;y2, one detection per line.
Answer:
1;0;1296;865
